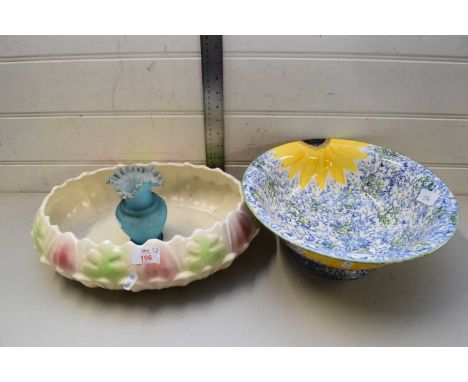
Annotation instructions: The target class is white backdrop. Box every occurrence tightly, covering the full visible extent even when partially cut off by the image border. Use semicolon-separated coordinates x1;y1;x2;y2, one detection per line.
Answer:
1;36;467;193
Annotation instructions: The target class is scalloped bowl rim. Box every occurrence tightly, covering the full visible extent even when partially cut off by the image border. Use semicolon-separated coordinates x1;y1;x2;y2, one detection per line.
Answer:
33;161;259;291
38;162;245;249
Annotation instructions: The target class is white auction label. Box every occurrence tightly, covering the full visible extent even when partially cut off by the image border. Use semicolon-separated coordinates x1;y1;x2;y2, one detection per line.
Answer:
417;189;439;206
123;272;139;290
131;246;161;265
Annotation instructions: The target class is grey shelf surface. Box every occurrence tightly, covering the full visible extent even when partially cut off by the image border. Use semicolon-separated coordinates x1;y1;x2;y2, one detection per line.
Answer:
1;193;467;346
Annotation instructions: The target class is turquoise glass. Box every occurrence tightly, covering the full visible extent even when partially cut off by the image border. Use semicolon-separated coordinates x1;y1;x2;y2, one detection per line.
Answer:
107;165;167;245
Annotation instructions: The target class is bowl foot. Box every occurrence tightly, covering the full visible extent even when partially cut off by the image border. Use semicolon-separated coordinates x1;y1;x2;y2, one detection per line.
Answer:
287;250;372;280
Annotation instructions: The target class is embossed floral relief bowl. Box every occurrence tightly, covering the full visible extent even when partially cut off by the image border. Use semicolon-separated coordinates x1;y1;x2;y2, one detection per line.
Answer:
32;162;259;291
243;139;459;280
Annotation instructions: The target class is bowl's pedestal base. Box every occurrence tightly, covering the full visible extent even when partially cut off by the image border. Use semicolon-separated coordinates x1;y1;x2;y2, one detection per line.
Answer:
287;249;372;280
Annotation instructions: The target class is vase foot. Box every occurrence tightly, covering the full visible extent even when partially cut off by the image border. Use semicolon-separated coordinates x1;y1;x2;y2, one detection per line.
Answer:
287;250;372;280
131;232;163;245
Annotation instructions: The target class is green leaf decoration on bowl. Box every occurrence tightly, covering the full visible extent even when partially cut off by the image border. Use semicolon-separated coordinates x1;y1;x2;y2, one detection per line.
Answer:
82;243;129;283
186;233;226;273
31;215;48;256
31;162;259;291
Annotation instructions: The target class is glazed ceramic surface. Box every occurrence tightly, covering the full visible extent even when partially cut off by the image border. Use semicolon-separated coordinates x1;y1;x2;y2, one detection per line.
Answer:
243;139;458;279
32;162;259;291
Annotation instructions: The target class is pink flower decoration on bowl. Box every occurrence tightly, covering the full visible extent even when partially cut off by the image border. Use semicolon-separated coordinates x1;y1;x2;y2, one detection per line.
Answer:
135;242;180;282
228;210;258;253
49;234;76;275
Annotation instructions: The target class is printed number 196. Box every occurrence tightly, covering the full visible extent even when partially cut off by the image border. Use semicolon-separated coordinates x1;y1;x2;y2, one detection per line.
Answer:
140;254;153;263
131;247;161;265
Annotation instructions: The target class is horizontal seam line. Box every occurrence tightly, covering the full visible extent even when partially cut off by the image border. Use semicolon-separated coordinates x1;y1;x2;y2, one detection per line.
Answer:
224;53;468;64
0;162;467;168
226;112;468;120
2;111;468;120
0;160;206;165
0;54;201;64
0;112;204;119
2;52;468;64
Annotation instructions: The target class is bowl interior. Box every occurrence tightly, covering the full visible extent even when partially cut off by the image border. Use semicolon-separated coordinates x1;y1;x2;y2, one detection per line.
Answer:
45;164;241;245
243;141;458;263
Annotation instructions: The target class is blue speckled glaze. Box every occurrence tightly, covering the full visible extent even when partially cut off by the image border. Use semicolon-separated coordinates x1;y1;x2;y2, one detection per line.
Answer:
243;142;459;265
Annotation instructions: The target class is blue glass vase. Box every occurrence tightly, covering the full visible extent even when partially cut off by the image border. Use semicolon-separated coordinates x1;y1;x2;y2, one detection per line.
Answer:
107;165;167;245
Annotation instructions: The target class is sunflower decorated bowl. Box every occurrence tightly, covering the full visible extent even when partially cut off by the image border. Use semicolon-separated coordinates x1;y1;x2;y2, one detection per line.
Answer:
31;162;259;291
243;139;459;280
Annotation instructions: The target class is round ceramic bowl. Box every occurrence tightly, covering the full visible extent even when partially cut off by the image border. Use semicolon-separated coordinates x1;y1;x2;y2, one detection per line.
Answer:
243;139;459;280
32;162;259;291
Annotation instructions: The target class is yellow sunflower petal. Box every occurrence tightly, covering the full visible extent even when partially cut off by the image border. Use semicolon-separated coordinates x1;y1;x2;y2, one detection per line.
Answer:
329;141;368;160
329;162;346;184
315;152;328;189
281;153;305;168
299;158;319;188
331;139;368;148
287;159;306;179
274;142;305;159
327;147;359;171
274;139;369;189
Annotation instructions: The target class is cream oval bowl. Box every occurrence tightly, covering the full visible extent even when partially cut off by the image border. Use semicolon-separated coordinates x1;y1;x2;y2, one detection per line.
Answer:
242;139;459;280
32;162;259;291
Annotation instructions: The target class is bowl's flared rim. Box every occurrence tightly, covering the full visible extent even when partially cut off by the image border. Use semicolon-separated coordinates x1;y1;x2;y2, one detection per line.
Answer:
242;141;459;265
38;161;246;250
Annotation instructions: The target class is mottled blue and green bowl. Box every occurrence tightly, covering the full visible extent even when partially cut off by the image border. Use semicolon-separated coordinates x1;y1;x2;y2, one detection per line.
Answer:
243;139;459;280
